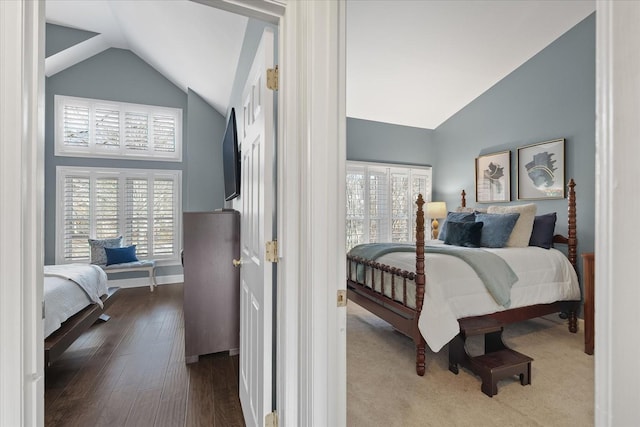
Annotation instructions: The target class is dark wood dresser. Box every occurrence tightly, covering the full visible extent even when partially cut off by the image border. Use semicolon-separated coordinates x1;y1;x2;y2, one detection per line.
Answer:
183;210;240;363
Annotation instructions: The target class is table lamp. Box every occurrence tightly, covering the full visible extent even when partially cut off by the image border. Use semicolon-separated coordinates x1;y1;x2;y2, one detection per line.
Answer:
426;201;447;240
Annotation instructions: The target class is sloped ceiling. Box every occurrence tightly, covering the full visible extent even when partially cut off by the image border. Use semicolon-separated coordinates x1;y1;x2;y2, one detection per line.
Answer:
46;0;595;129
46;0;248;115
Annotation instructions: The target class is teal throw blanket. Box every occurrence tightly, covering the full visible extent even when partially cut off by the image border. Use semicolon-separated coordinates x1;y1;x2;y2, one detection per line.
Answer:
348;243;518;307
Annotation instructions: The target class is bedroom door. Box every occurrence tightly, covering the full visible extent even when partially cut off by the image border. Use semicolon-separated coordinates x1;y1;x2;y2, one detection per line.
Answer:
237;28;275;427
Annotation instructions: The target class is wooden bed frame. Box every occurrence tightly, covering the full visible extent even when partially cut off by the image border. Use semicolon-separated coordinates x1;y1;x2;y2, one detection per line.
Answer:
44;286;120;367
346;179;579;376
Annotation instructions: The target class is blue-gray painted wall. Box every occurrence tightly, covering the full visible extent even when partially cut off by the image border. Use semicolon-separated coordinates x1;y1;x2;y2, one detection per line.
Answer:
434;13;595;266
346;13;595;280
46;23;97;57
45;31;226;278
347;117;435;167
186;88;226;211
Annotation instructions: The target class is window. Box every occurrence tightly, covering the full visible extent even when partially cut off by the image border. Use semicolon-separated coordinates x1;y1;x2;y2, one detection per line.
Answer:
56;166;182;264
55;95;182;161
346;161;432;250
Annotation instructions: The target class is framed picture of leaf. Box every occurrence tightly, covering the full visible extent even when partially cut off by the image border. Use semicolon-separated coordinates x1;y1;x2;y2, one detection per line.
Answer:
517;138;565;200
475;150;511;203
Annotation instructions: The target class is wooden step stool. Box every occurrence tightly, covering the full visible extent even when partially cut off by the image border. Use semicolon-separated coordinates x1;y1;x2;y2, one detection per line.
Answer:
449;317;533;397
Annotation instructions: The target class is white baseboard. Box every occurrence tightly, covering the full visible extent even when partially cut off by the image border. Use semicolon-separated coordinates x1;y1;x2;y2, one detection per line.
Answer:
107;274;184;289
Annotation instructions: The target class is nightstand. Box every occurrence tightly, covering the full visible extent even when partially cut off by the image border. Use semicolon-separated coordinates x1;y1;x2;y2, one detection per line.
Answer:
582;253;594;355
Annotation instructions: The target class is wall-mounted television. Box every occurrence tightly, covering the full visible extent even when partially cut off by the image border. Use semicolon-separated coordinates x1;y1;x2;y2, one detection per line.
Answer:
223;108;240;201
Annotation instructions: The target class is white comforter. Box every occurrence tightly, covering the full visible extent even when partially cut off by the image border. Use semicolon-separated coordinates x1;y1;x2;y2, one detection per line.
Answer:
44;264;108;338
373;241;580;352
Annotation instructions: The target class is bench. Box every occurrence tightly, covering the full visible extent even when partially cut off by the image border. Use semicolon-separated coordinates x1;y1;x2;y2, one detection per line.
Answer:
98;260;157;291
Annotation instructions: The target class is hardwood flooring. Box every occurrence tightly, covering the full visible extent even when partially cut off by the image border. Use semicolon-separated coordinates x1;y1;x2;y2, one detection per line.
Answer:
45;283;245;427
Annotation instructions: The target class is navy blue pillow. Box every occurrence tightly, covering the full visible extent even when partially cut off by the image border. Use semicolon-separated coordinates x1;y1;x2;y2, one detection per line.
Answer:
438;212;476;241
529;212;557;249
475;213;520;248
104;245;138;266
444;221;483;248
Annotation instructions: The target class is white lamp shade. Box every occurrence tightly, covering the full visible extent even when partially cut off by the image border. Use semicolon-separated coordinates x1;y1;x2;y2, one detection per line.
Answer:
426;201;447;219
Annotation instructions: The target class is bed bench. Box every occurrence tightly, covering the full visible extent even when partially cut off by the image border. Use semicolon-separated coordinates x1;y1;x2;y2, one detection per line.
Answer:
98;260;157;291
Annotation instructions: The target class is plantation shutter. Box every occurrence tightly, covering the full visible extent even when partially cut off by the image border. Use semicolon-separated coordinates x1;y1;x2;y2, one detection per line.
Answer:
94;177;120;239
125;178;149;257
153;115;176;153
62;175;91;261
411;172;431;240
125;112;149;151
346;165;366;250
62;104;89;148
368;167;390;243
152;178;175;255
94;108;120;148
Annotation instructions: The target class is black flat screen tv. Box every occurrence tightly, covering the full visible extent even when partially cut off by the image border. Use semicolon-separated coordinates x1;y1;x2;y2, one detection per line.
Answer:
222;108;240;201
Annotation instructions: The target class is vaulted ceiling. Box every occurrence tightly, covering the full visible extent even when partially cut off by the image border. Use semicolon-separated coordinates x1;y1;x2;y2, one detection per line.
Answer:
46;0;595;128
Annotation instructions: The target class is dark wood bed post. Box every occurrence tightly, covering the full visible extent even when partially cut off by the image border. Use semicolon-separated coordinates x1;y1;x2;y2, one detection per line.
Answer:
461;189;466;208
415;194;426;376
567;179;578;333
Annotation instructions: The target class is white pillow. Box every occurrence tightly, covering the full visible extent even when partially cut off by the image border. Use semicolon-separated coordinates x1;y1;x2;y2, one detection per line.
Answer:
486;203;537;247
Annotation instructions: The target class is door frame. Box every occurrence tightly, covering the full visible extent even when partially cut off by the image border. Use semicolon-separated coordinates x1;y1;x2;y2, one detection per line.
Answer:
0;1;347;426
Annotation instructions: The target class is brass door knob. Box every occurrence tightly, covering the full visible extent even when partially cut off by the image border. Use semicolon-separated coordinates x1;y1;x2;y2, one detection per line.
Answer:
232;258;243;267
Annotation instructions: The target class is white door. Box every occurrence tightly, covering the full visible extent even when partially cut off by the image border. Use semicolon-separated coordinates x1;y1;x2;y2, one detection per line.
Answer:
238;28;275;427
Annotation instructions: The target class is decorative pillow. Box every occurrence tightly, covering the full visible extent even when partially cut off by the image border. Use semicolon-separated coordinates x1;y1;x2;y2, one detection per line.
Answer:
104;245;138;266
438;212;476;241
475;213;520;248
444;221;483;248
455;206;488;214
88;236;123;265
487;203;537;247
529;212;557;249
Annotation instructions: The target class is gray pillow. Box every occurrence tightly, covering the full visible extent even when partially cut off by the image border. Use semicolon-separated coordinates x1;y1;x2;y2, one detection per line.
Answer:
444;221;483;248
475;213;520;248
438;212;476;241
88;236;123;265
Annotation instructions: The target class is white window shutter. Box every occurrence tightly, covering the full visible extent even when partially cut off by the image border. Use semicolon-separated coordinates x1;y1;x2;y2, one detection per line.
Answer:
152;114;176;153
94;108;120;148
152;178;175;255
125;112;149;151
62;175;91;261
125;177;149;257
368;167;390;244
346;165;366;250
63;104;89;148
94;177;120;239
391;172;410;242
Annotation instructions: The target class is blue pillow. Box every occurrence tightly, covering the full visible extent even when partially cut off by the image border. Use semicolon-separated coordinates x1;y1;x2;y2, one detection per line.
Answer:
529;212;557;249
438;212;476;241
475;213;520;248
444;221;483;248
104;245;138;266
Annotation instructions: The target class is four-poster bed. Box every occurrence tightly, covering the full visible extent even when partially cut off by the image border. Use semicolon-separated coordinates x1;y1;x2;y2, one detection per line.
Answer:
346;179;580;376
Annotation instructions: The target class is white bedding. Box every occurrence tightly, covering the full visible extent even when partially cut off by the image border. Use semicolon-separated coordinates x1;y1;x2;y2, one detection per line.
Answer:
44;264;108;338
354;240;580;352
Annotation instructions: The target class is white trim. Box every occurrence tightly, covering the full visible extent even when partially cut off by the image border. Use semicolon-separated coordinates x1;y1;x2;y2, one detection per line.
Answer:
595;1;640;424
0;1;45;426
191;0;286;24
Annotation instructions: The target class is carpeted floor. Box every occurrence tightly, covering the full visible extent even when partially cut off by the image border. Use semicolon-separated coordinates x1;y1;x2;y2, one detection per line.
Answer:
347;302;594;427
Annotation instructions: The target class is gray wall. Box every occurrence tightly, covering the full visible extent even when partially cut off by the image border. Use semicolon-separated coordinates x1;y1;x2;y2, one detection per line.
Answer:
46;23;97;57
347;117;435;167
45;32;225;278
434;13;595;270
186;88;226;211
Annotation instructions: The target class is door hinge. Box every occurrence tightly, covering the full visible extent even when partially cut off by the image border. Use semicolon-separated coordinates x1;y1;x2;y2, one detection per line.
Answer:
337;289;347;307
267;65;279;91
266;240;278;263
265;410;278;427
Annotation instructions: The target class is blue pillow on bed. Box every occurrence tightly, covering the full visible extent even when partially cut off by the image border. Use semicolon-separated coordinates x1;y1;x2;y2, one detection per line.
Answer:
104;245;138;266
475;213;520;248
444;221;483;248
438;212;476;241
529;212;557;249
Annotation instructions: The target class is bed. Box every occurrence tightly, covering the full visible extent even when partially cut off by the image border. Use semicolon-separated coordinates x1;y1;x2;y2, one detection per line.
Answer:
346;179;580;376
44;264;120;366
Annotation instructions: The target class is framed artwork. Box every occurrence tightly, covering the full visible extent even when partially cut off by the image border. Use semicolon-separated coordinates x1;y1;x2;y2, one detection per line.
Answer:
475;150;511;203
517;138;565;200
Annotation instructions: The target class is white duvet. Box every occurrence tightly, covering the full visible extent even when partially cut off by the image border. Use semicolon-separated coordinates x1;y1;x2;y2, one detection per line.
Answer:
363;241;580;352
44;264;108;338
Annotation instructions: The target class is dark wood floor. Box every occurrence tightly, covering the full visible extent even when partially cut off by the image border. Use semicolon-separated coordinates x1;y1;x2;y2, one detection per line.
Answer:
45;283;245;427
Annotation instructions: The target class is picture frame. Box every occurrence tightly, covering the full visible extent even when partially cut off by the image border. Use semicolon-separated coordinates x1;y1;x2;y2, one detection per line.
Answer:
517;138;565;200
475;150;511;203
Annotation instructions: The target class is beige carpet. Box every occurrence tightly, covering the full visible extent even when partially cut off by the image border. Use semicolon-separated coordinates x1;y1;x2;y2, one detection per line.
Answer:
347;302;594;427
